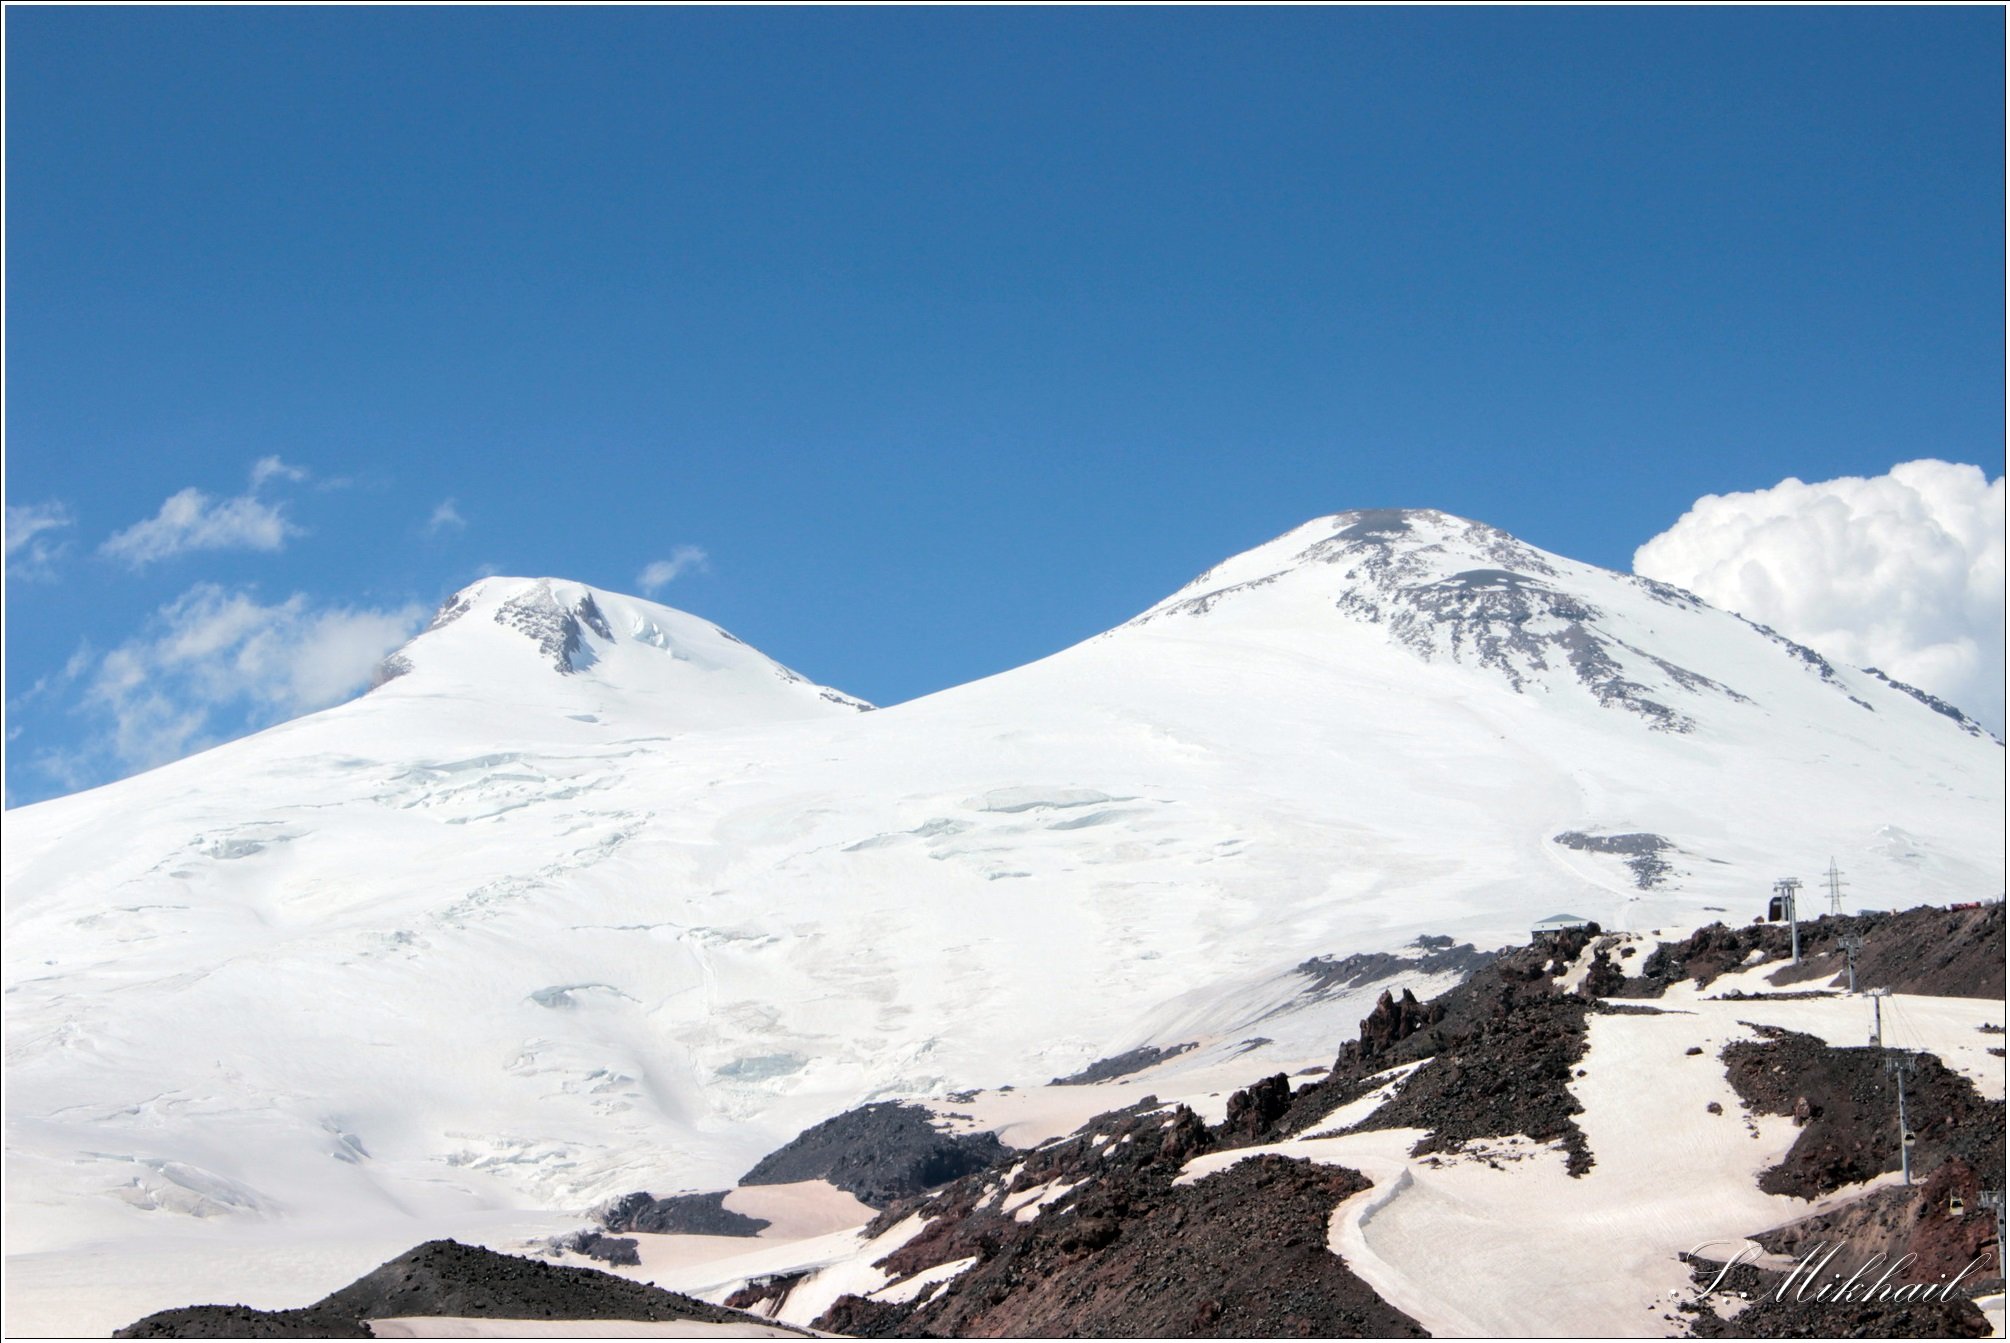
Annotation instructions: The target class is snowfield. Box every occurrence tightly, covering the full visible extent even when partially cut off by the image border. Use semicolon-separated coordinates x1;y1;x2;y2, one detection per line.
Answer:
3;510;2002;1335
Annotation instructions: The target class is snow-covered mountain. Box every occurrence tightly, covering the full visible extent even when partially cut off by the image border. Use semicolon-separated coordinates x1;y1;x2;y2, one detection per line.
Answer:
4;510;2001;1327
377;574;873;719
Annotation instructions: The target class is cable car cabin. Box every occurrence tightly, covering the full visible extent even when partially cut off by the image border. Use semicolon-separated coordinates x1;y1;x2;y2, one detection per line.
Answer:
1767;894;1790;921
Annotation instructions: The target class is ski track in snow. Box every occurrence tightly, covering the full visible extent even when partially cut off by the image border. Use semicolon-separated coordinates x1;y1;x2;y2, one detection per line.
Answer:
1172;987;2004;1338
399;986;2003;1342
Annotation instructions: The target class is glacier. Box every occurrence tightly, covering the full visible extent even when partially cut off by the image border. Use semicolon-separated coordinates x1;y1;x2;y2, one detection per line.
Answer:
3;509;2001;1332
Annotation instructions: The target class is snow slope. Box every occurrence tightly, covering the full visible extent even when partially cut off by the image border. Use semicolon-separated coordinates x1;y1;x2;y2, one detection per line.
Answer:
4;511;2002;1329
1177;981;2004;1338
535;976;2004;1339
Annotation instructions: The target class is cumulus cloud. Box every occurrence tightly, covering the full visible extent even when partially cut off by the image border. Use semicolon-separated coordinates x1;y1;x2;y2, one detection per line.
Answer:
101;460;308;568
427;498;467;534
77;584;427;775
5;501;75;579
1635;459;2005;735
637;546;710;595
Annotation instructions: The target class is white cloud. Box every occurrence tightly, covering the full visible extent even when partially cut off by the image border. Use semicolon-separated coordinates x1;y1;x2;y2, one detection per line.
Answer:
637;546;710;595
102;489;298;566
249;455;308;489
78;584;427;774
101;460;310;568
427;498;467;534
1635;459;2006;735
5;501;74;579
4;645;88;720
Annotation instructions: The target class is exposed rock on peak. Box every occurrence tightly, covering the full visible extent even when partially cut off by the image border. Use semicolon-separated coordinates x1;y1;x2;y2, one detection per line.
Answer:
358;575;872;722
1865;667;2000;742
1125;508;1981;736
493;579;613;674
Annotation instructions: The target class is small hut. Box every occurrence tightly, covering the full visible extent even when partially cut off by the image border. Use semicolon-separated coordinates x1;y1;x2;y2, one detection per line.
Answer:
1531;912;1593;940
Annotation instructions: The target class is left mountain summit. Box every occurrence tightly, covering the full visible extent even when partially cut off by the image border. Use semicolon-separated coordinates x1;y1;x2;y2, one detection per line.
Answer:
367;575;873;725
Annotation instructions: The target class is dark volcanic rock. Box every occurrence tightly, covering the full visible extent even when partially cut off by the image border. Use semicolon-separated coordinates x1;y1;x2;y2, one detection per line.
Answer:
725;1271;809;1316
1218;1073;1295;1144
314;1239;759;1327
598;1188;770;1236
813;1100;1425;1338
1342;992;1594;1174
1289;937;1496;1001
114;1306;368;1339
1269;934;1598;1173
1720;1027;2004;1201
1553;830;1675;888
795;939;1612;1336
116;1239;774;1338
548;1229;642;1266
1051;1041;1198;1086
741;1100;1009;1208
1681;1250;1990;1338
1354;987;1435;1060
1629;904;2004;1000
817;1294;916;1336
1581;946;1629;997
1750;1158;2003;1294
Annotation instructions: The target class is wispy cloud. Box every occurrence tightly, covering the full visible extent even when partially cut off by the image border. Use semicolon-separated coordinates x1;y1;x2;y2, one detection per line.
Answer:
5;501;75;579
427;498;467;535
637;546;710;595
4;644;91;719
73;584;429;778
100;460;308;568
249;455;309;490
1636;459;2006;735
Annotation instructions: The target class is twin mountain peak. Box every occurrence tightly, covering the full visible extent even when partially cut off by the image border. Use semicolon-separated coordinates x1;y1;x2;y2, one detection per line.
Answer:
371;508;1994;744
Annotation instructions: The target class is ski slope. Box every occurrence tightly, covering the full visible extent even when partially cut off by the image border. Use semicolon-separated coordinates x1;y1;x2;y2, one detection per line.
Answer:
496;967;2004;1339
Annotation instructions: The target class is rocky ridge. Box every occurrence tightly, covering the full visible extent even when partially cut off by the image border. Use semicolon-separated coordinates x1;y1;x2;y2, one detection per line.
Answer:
800;1100;1425;1338
765;932;1604;1334
114;1240;793;1339
1628;903;2006;1001
727;907;2002;1338
1135;509;1756;732
738;1100;1010;1209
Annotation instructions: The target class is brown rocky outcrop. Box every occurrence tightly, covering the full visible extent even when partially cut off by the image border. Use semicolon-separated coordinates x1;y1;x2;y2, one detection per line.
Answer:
1632;904;2004;999
116;1240;788;1338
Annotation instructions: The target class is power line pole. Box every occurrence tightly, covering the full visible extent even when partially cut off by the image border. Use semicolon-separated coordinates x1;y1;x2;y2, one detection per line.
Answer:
1825;858;1847;916
1886;1052;1917;1187
1838;934;1863;994
1774;877;1803;963
1979;1190;2005;1280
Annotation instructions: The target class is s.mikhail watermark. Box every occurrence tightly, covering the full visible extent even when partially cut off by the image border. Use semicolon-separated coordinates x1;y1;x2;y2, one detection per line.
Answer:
1691;1241;1988;1305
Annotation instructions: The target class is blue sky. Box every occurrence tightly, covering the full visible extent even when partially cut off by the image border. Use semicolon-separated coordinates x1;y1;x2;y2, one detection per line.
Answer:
5;6;2004;805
